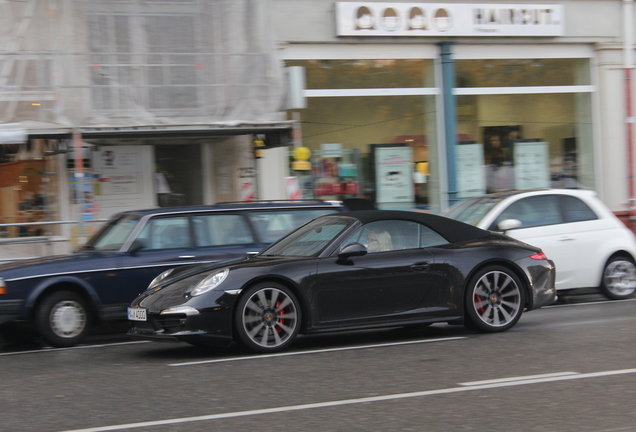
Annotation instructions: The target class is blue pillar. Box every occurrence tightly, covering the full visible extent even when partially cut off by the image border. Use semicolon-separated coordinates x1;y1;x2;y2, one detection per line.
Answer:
439;42;458;207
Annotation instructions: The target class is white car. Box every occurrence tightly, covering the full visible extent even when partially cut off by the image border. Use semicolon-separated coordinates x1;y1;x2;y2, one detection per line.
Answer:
444;189;636;300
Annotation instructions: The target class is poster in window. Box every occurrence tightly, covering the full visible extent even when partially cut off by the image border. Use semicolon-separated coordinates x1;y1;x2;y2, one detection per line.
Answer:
514;140;550;190
96;146;138;195
375;146;414;204
456;141;485;199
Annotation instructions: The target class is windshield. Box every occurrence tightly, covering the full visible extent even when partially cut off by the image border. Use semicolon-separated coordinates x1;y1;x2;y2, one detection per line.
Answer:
82;214;141;251
247;208;339;243
443;196;504;226
259;216;353;257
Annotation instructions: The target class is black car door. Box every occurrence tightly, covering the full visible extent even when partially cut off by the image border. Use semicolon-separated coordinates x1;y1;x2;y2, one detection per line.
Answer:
313;220;441;326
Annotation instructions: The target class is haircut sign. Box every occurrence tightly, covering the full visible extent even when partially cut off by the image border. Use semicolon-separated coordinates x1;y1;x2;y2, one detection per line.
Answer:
336;3;564;37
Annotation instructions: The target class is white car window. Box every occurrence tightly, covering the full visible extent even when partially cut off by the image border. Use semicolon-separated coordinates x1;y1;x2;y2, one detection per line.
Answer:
493;195;563;229
561;195;598;223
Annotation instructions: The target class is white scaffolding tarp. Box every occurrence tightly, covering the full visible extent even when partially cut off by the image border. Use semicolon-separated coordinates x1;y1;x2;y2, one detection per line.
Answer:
0;124;27;144
0;0;286;132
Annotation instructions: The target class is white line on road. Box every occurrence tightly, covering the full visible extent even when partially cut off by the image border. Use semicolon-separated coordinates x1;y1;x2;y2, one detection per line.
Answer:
0;340;150;357
57;367;636;432
168;336;467;366
545;298;636;308
459;371;579;386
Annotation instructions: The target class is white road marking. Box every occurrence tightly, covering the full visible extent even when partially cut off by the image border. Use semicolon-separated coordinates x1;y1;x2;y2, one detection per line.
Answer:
459;371;579;386
0;341;150;356
545;297;636;308
168;337;467;366
57;367;636;432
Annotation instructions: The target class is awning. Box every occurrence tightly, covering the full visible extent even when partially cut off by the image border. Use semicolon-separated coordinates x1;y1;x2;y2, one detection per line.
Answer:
0;128;28;144
23;122;295;148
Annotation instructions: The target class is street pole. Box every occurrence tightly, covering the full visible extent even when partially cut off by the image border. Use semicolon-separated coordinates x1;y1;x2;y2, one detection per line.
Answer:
624;0;635;228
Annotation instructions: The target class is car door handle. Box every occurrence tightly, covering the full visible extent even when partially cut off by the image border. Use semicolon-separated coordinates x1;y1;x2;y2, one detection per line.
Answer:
411;262;430;271
178;255;196;259
558;237;575;242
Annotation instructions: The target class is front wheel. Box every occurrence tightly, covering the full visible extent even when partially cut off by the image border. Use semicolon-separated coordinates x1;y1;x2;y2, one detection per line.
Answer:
234;283;301;353
35;291;91;348
600;256;636;300
465;266;525;333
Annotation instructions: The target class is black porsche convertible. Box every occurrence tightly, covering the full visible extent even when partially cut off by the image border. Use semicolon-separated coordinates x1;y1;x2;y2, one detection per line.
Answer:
127;210;557;353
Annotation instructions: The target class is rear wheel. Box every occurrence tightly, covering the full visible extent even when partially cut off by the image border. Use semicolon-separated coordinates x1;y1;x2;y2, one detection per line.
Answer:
35;291;91;348
465;266;525;333
600;256;636;300
234;283;301;353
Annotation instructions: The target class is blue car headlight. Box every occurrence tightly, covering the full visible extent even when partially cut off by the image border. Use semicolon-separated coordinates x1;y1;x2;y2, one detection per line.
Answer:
191;269;229;297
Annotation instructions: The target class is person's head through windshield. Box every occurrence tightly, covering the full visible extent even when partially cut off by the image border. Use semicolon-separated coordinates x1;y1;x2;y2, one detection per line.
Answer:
367;229;392;252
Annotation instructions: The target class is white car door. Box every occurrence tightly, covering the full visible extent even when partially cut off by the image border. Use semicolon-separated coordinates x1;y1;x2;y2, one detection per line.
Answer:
485;194;603;290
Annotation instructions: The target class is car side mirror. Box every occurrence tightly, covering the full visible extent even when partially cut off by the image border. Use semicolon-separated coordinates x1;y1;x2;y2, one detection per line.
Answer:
338;242;367;260
128;239;146;254
498;219;522;232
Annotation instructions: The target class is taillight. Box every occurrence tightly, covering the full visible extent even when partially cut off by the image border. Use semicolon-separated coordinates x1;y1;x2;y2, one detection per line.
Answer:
530;252;548;260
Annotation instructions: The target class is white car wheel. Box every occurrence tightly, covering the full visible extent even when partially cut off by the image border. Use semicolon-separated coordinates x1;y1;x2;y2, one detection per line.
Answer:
600;257;636;300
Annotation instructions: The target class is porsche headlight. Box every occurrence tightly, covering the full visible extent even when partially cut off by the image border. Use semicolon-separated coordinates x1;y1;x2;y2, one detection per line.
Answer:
148;269;174;289
191;269;229;297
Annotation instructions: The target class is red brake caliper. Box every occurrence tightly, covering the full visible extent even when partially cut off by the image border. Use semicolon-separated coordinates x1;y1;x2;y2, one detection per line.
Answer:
475;294;486;314
275;301;284;333
475;281;486;314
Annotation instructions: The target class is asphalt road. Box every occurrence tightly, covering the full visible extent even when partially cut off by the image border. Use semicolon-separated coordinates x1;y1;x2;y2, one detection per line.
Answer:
1;292;635;432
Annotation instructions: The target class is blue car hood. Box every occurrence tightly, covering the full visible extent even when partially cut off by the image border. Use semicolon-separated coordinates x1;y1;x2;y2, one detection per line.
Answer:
0;252;119;280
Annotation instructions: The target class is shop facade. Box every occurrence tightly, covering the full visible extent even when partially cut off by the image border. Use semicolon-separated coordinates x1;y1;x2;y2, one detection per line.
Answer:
0;0;294;257
2;0;636;259
273;1;631;216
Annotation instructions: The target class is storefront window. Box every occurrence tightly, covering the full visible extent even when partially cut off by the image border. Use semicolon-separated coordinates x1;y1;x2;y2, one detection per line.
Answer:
456;58;590;87
455;58;594;196
290;94;437;210
0;142;60;238
286;58;438;211
155;144;203;206
287;59;434;89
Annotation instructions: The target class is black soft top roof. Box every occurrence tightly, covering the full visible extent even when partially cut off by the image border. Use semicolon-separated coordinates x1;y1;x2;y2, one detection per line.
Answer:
332;210;491;244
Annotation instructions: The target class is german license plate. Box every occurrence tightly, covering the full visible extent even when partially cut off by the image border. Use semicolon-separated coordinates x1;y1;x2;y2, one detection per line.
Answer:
127;307;147;321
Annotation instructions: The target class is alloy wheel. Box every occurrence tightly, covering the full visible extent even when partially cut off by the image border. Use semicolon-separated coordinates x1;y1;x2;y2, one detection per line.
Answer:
471;270;522;328
603;259;636;299
241;287;299;350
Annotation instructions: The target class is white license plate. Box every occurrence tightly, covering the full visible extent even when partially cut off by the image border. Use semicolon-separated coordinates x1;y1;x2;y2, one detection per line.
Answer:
127;307;147;321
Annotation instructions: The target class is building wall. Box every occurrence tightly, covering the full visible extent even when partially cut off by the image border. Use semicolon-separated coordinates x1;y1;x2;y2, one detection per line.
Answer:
270;0;636;213
258;146;291;200
92;145;155;221
0;0;286;127
596;45;630;211
271;0;624;43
